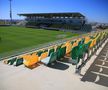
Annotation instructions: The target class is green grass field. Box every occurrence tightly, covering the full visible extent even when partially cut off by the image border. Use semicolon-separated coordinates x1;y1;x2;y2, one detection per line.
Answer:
0;26;79;54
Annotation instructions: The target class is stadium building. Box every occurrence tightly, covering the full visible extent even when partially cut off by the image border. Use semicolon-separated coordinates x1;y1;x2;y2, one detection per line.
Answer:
18;12;92;32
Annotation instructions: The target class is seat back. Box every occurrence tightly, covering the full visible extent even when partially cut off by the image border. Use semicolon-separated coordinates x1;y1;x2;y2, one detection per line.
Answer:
84;40;92;52
71;46;79;65
84;36;90;44
48;48;55;56
23;55;31;61
72;41;78;47
15;58;23;66
56;46;66;60
61;46;66;58
37;50;43;57
71;41;75;45
65;42;72;54
78;44;85;59
90;39;96;48
23;54;38;67
40;52;48;60
71;46;79;60
78;38;85;46
56;45;61;51
49;52;57;64
57;48;61;60
8;57;17;65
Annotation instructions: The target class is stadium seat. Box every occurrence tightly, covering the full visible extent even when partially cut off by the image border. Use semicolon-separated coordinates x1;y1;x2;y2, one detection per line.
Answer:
14;58;23;66
41;52;57;65
48;48;55;56
70;45;79;65
84;40;92;56
23;54;39;67
3;30;108;71
8;58;17;65
71;41;75;45
56;48;61;60
55;45;61;51
78;38;85;46
72;41;78;47
56;46;66;60
77;44;85;62
40;52;48;60
65;41;72;56
70;40;86;65
37;50;43;57
61;46;66;58
84;36;90;44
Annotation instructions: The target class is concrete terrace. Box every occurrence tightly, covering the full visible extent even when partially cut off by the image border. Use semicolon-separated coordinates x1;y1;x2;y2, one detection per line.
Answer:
0;39;108;90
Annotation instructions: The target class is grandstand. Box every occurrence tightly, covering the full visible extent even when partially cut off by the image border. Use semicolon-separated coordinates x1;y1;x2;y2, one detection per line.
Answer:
18;12;92;32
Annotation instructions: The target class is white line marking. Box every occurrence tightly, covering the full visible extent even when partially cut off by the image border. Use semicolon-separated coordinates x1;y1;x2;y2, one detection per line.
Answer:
95;64;108;69
94;75;100;83
91;71;108;78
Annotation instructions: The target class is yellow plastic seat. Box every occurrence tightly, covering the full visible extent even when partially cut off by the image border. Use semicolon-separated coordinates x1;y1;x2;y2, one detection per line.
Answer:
40;52;48;60
65;42;72;54
72;41;78;47
23;55;31;61
23;54;39;67
84;36;90;44
76;38;81;42
3;59;8;64
90;39;96;48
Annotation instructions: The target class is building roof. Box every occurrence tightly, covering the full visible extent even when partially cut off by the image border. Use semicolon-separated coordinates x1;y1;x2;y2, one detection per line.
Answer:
18;12;85;18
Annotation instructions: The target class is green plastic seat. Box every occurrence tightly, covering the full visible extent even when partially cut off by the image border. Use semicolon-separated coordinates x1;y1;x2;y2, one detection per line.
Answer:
57;49;61;60
56;46;66;60
78;44;85;59
49;52;57;64
61;46;66;58
78;38;85;46
48;48;55;56
56;45;61;51
37;50;43;56
71;46;79;65
15;58;23;66
84;41;92;53
43;49;48;52
71;43;86;65
8;58;17;65
41;52;57;65
71;41;75;45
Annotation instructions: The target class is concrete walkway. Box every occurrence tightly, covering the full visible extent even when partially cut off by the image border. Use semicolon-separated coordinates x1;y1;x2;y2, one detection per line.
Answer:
0;40;108;90
81;41;108;87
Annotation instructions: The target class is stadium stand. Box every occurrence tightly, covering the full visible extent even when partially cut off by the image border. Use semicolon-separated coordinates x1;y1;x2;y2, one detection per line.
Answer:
3;30;108;73
18;12;92;32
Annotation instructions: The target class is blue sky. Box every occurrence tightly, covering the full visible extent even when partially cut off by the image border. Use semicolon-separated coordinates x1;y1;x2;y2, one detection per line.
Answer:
0;0;108;23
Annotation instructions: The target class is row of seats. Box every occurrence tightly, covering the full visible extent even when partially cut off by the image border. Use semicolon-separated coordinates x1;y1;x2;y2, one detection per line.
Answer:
49;24;81;30
49;24;91;32
4;31;108;70
80;24;92;32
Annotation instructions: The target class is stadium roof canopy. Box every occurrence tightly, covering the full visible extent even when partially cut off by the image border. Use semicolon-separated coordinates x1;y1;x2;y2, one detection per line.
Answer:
18;12;85;18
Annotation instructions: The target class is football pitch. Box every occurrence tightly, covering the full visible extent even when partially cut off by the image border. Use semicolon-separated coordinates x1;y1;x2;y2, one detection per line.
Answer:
0;26;79;54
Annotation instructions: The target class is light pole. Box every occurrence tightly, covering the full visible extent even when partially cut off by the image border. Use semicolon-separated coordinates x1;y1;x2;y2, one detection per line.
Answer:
9;0;12;25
